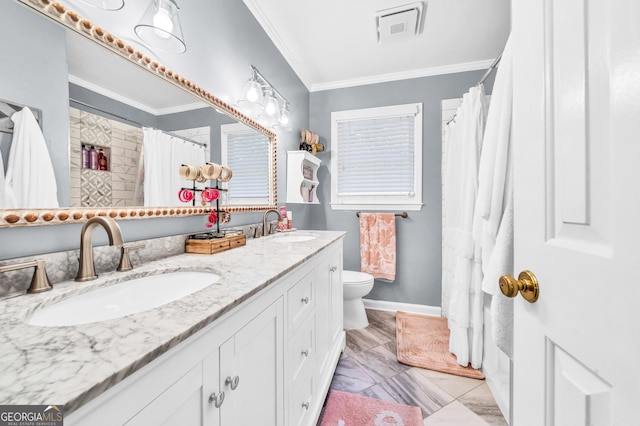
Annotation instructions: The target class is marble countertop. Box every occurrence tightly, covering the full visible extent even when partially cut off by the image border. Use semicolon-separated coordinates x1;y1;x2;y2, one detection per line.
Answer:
0;230;345;414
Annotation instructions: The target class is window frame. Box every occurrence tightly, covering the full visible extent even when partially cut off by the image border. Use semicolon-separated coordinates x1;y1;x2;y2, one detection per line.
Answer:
330;102;423;211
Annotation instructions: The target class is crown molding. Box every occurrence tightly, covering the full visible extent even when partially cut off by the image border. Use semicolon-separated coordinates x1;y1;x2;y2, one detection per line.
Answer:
243;0;313;91
310;59;495;92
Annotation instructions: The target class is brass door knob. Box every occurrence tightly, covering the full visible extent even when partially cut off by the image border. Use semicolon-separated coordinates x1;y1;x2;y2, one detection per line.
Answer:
499;270;539;303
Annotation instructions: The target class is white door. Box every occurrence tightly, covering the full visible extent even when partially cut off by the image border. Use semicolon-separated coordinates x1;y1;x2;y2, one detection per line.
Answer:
512;0;640;424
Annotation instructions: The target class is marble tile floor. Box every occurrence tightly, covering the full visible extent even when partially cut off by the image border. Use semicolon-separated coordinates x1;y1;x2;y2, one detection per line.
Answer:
326;310;508;425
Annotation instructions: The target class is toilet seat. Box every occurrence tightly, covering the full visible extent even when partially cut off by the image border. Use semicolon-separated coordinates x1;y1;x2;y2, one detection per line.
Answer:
343;270;374;285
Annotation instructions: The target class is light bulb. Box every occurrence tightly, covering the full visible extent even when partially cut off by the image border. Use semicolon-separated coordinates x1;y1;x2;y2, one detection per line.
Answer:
247;86;259;102
265;102;277;116
153;8;173;39
279;103;290;125
264;92;278;116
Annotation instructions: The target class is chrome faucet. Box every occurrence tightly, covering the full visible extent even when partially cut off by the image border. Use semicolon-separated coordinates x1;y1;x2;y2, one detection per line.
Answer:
75;216;124;282
262;209;282;236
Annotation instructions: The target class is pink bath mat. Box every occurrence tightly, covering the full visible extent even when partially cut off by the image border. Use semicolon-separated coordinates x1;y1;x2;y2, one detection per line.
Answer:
319;390;423;426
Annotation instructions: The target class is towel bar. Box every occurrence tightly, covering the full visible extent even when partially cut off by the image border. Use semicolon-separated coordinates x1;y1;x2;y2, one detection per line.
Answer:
356;212;408;218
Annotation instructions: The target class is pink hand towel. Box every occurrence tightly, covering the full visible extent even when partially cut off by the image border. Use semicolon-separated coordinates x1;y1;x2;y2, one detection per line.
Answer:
359;213;396;281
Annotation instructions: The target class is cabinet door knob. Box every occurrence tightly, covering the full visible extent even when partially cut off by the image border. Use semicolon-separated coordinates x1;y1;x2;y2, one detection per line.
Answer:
225;375;240;390
301;349;309;357
329;266;337;272
301;297;309;304
302;401;310;410
208;391;225;408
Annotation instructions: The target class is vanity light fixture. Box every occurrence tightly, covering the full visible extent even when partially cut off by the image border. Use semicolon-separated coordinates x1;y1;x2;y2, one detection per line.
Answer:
238;65;291;130
134;0;186;54
76;0;125;11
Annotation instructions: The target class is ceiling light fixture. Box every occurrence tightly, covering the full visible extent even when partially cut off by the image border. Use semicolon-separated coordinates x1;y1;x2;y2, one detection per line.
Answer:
135;0;186;54
237;65;291;131
76;0;125;11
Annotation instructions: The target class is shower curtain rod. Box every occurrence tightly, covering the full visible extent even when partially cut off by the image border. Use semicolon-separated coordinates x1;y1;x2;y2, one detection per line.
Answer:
476;50;503;87
445;49;504;127
69;98;207;147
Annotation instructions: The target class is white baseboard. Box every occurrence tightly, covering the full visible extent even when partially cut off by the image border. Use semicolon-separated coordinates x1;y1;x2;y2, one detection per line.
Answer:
363;299;441;316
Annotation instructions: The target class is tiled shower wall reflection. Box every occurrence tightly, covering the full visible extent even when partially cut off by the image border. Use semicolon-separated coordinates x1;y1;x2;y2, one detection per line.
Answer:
69;107;144;207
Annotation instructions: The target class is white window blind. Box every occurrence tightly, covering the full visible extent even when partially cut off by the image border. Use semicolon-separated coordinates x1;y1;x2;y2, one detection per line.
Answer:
331;103;423;210
221;123;270;204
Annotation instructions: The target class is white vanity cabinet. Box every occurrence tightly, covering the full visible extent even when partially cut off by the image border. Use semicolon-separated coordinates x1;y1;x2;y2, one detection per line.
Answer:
285;242;344;426
316;244;344;382
205;298;284;426
65;238;344;426
71;296;284;426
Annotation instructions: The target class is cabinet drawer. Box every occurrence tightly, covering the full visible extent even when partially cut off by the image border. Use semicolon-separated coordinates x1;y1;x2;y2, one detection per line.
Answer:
287;270;315;336
289;313;315;383
289;369;315;426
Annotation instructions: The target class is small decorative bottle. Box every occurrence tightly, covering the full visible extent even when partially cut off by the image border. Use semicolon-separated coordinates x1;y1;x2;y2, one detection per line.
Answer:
278;206;287;231
82;145;89;169
88;146;98;170
98;149;108;171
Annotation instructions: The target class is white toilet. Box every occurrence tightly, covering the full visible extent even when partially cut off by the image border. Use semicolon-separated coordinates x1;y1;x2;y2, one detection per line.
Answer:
342;270;375;329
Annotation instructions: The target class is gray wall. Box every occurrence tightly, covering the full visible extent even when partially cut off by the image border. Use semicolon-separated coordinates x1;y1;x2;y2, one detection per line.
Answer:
0;0;309;259
0;1;69;206
309;72;495;307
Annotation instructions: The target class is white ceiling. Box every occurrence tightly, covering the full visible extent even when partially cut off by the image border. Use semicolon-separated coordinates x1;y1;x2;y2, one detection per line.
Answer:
243;0;512;92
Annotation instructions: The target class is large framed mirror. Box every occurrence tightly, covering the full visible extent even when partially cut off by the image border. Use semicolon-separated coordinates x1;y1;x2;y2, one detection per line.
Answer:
0;0;277;227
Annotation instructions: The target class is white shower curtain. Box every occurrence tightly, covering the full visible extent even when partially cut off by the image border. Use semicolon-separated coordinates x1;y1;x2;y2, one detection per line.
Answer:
442;85;488;369
143;128;205;206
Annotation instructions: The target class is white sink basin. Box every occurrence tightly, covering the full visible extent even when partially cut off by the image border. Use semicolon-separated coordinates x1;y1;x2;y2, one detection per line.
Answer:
27;271;220;327
273;233;319;243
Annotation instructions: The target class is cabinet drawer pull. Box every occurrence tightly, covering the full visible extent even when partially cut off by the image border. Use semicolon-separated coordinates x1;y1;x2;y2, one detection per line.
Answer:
301;297;309;304
208;391;225;408
225;375;240;390
301;349;309;357
302;401;310;410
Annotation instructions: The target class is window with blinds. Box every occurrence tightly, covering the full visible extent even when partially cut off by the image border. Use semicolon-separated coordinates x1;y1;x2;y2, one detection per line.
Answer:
330;103;423;210
221;123;270;205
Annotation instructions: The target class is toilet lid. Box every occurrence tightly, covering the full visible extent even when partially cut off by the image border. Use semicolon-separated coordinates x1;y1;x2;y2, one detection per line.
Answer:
342;270;374;285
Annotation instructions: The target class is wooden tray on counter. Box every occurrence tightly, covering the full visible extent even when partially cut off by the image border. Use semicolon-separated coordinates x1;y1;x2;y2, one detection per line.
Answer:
185;232;246;255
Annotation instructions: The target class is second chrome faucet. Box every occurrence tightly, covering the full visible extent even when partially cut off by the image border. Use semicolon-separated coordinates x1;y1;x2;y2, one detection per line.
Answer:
76;216;124;282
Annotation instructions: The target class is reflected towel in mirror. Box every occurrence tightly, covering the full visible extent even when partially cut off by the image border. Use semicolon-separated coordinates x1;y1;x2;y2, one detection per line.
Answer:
4;107;59;208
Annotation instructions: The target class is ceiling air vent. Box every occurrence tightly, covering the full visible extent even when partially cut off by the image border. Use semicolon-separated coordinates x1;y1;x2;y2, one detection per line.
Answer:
375;2;425;43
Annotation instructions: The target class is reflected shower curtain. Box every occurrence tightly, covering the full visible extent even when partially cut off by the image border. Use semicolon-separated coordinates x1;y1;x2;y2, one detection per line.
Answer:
143;128;205;206
442;85;488;369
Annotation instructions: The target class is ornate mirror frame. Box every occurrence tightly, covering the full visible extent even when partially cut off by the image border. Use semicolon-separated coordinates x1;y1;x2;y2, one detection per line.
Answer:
1;0;277;228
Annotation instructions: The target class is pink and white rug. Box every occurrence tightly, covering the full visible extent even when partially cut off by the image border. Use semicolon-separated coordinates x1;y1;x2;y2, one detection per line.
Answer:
319;390;423;426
